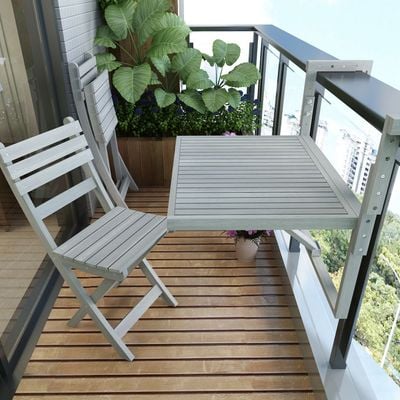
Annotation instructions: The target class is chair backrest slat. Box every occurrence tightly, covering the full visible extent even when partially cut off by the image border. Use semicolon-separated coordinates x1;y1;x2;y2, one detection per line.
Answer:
36;177;97;220
16;148;93;196
84;71;118;143
80;67;98;88
8;135;88;180
0;120;82;164
79;56;97;77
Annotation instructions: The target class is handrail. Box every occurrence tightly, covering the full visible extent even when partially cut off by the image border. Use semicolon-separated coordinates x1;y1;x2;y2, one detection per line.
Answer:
188;23;400;371
189;24;400;134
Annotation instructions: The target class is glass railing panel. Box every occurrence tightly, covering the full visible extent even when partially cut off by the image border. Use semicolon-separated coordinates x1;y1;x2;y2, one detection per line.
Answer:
356;167;400;386
0;0;73;363
315;90;381;196
280;61;305;136
260;46;280;135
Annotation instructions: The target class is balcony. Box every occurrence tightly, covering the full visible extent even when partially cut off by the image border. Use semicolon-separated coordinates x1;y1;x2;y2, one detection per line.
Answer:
1;1;400;399
12;189;325;398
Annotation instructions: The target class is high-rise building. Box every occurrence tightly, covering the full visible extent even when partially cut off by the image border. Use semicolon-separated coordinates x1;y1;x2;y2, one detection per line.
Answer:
342;131;376;195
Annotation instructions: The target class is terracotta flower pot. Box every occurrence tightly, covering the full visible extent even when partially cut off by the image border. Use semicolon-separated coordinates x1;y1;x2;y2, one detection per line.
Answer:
235;237;260;262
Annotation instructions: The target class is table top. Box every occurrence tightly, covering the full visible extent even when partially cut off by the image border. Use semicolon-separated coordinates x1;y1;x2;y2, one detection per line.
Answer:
167;135;360;231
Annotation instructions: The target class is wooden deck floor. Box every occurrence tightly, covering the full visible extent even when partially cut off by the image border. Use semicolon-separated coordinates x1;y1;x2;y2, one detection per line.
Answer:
15;189;325;399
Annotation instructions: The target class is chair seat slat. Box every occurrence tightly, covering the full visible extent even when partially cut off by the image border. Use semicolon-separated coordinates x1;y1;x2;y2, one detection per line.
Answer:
55;207;124;255
110;217;167;274
67;209;142;260
16;148;93;195
36;177;96;220
88;214;156;266
8;135;87;180
0;120;82;163
98;215;165;269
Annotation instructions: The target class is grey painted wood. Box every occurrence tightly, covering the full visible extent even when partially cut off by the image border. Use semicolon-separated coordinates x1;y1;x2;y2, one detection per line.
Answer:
168;136;361;231
53;0;102;116
0;121;177;360
69;55;138;200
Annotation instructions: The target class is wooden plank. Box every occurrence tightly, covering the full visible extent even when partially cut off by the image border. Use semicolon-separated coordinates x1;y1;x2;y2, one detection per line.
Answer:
16;375;313;393
15;394;316;400
55;207;123;255
8;135;87;179
140;139;165;186
30;344;304;361
49;305;292;320
24;358;308;376
36;178;96;220
0;120;81;163
15;148;93;195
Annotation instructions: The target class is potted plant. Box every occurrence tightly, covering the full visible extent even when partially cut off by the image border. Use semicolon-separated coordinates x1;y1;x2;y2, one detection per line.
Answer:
226;230;272;262
94;0;261;186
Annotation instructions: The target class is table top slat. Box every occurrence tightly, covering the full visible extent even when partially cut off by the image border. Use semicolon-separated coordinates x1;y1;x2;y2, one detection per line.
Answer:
168;136;360;231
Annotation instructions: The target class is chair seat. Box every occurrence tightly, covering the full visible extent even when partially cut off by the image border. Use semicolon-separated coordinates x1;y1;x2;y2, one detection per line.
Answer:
54;207;166;280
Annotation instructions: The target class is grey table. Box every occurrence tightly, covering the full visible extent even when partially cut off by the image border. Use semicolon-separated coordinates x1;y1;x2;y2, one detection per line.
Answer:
167;135;360;231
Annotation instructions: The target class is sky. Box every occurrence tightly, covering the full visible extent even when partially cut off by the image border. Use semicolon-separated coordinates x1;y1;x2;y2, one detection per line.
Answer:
183;0;400;214
183;0;400;90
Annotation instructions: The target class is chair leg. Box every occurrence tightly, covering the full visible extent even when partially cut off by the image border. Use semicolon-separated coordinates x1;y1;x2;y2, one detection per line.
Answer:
60;266;134;361
140;258;178;307
68;278;119;327
99;142;111;172
110;135;123;183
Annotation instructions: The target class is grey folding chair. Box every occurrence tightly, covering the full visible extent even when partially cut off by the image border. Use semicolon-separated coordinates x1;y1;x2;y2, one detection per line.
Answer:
0;119;177;361
69;55;138;200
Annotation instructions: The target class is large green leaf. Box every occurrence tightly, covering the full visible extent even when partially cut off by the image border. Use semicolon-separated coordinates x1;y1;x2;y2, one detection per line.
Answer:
227;88;241;108
202;52;215;66
105;0;137;40
112;63;152;104
94;25;118;48
151;55;171;77
155;88;176;108
225;43;241;66
146;28;187;58
155;13;190;35
178;90;207;114
186;70;213;90
212;39;227;67
96;53;121;72
132;0;170;44
171;48;202;81
202;88;229;112
150;72;161;85
222;63;261;87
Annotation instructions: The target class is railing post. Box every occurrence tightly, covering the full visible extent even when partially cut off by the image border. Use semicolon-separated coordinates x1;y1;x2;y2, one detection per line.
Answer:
248;32;259;103
272;54;288;136
310;91;323;141
330;161;399;368
256;39;268;135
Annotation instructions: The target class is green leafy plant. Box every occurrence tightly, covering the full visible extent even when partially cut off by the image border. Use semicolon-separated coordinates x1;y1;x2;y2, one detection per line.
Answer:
98;0;124;10
95;0;190;105
158;39;261;113
116;96;260;138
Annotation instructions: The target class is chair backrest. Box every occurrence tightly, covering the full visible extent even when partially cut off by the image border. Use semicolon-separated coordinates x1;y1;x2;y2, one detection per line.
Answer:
84;70;118;145
68;54;99;147
68;55;127;209
0;120;114;252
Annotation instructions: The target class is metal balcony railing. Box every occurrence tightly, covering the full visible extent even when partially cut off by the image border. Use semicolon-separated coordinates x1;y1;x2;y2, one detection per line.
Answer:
189;24;400;372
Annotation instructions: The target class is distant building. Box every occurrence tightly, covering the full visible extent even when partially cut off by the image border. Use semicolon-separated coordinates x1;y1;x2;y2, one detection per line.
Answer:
342;130;376;194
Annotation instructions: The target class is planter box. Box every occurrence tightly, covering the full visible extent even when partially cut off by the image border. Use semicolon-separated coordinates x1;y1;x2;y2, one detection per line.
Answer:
118;137;176;188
